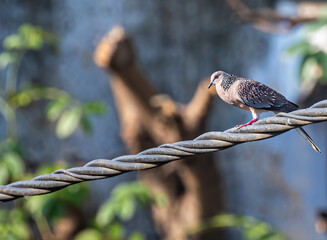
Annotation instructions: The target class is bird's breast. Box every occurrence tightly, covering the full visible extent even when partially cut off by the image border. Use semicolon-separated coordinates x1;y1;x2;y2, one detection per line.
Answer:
215;84;250;111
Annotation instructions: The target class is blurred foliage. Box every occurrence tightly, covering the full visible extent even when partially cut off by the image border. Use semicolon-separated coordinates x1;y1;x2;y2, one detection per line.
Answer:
0;161;90;240
10;87;105;138
2;24;57;52
76;181;166;240
0;23;106;185
0;173;287;240
0;24;105;239
0;24;57;70
189;213;289;240
25;162;89;221
23;162;90;238
0;23;106;143
0;139;24;185
287;8;327;86
96;182;167;227
0;209;29;240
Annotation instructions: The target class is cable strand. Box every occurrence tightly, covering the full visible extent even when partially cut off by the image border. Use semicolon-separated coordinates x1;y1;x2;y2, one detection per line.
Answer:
1;99;327;203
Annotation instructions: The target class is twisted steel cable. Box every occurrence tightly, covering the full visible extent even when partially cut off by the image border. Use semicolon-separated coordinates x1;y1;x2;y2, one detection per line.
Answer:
1;99;327;203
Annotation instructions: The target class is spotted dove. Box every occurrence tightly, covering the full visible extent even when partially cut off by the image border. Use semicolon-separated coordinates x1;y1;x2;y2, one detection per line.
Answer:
208;70;321;153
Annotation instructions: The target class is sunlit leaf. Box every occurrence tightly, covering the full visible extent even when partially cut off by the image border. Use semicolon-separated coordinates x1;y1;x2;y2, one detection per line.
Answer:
128;232;145;240
3;23;58;52
96;200;116;227
244;222;271;239
0;52;17;69
1;152;24;180
307;18;327;32
19;24;44;50
211;214;237;228
75;229;102;240
14;92;32;107
46;99;68;121
25;195;47;217
286;41;312;55
107;222;125;239
300;56;320;82
0;163;9;185
56;107;82;138
117;198;135;221
3;34;25;50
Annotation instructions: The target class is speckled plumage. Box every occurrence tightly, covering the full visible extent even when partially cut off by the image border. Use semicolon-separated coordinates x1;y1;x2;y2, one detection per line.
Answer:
220;74;238;91
208;71;321;152
237;79;298;113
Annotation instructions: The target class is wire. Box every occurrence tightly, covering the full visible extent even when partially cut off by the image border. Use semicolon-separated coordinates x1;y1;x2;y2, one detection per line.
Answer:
1;99;327;203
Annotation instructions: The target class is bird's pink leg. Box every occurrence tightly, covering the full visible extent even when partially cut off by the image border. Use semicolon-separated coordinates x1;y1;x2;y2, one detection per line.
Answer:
236;118;258;129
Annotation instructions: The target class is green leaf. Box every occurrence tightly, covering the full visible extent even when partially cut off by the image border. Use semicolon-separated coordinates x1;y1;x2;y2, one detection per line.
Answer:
3;23;58;51
46;99;68;121
25;195;47;217
286;41;312;55
244;222;271;239
1;152;24;180
307;18;327;32
107;222;125;239
80;116;93;135
12;92;32;107
117;198;135;221
316;52;327;81
56;107;82;138
0;163;9;185
0;52;18;69
300;56;319;82
75;229;102;240
19;24;44;50
95;182;155;229
82;101;106;115
96;200;116;227
3;34;25;50
128;232;145;240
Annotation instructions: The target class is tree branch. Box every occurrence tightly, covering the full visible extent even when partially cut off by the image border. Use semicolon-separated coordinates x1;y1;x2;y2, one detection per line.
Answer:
225;0;319;33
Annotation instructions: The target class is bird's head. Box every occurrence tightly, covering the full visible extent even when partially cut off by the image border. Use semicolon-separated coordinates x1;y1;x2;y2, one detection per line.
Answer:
208;71;226;89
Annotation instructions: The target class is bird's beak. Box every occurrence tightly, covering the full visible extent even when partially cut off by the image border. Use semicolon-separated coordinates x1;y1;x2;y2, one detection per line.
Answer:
208;82;213;89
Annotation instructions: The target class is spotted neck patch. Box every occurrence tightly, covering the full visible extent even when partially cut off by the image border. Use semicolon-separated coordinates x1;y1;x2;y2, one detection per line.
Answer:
220;74;237;91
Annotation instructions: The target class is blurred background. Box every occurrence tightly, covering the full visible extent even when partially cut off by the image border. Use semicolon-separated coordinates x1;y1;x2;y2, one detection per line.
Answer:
0;0;327;239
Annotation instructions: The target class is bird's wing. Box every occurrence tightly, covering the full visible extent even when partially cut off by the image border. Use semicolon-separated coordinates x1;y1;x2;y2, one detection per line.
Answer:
237;80;291;110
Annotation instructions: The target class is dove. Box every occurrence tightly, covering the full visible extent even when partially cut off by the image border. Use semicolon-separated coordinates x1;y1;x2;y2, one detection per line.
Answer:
208;70;321;153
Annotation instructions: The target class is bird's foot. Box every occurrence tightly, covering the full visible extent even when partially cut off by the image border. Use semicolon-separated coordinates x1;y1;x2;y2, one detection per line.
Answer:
236;118;258;129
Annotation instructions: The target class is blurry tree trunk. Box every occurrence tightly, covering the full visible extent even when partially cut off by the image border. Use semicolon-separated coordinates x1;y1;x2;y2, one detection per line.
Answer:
94;27;224;240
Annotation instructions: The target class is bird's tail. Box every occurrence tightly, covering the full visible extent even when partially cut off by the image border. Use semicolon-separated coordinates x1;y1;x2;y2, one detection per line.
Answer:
296;127;321;153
